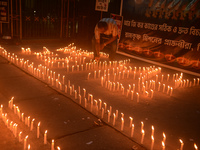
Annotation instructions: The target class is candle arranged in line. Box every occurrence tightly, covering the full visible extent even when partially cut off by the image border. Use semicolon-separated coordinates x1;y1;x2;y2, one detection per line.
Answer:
37;122;40;138
44;130;48;144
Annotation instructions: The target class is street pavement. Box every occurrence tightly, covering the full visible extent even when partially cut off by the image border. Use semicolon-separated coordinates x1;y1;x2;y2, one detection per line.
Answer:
0;43;145;149
0;41;200;150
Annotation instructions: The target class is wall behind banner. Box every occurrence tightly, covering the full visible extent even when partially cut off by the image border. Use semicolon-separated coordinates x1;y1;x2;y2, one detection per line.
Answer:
119;0;200;72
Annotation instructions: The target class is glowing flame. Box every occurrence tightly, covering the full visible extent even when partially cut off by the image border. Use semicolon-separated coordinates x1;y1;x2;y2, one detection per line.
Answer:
179;139;183;144
162;141;165;147
194;143;198;150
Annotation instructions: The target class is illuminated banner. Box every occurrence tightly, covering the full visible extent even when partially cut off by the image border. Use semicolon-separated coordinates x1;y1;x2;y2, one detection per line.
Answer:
95;0;109;12
119;0;200;72
0;0;9;23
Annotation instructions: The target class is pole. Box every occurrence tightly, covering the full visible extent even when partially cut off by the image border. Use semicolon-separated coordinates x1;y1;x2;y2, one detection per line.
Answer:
120;0;123;16
66;0;69;38
100;11;103;19
11;0;13;38
60;0;63;38
0;23;2;35
19;0;22;40
117;0;123;52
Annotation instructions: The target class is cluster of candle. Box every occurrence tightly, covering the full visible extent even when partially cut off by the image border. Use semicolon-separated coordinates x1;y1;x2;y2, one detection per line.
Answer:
7;97;61;150
0;44;199;150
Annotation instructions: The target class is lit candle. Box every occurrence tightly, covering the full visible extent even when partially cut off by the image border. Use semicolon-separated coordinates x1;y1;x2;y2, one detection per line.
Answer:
150;89;154;98
170;87;173;96
151;135;154;150
141;121;144;133
151;125;154;137
101;108;104;119
129;117;133;128
19;131;22;142
21;113;24;122
107;110;110;122
51;139;55;150
84;98;87;108
121;117;124;131
162;141;165;150
104;103;107;112
179;139;184;150
37;122;40;138
113;113;116;126
44;130;48;144
27;116;30;127
131;124;134;137
163;84;165;93
163;132;166;144
88;73;91;80
136;93;139;103
167;74;170;81
57;146;61;150
24;135;28;150
194;143;198;150
30;118;35;131
161;74;164;82
141;129;145;144
131;90;133;100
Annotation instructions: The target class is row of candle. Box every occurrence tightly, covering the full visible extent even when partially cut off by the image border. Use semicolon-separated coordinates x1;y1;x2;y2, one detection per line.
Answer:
7;97;61;150
64;83;199;150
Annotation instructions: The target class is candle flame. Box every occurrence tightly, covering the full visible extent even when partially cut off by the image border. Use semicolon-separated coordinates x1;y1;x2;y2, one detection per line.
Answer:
57;146;61;150
45;130;47;134
38;122;41;126
163;132;166;138
194;143;198;150
19;131;22;135
25;135;28;139
129;117;133;120
179;139;183;144
28;144;30;149
152;126;154;130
